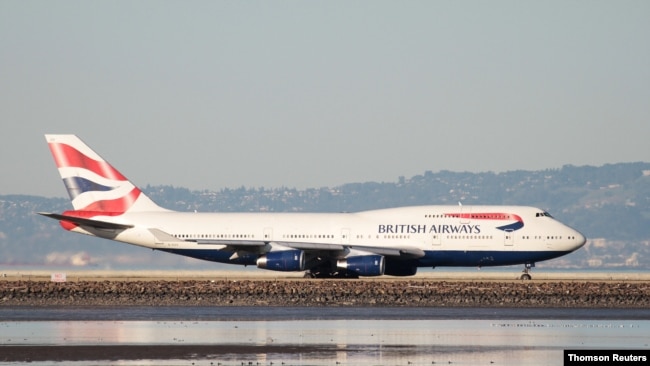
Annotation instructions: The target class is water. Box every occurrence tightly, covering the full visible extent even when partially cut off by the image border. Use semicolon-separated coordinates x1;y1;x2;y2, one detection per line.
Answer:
0;307;648;365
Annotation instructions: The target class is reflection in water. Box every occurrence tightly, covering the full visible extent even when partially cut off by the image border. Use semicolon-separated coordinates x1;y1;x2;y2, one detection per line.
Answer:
1;318;648;365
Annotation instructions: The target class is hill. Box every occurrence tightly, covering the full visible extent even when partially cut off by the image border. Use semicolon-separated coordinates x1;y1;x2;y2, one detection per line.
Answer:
1;162;648;271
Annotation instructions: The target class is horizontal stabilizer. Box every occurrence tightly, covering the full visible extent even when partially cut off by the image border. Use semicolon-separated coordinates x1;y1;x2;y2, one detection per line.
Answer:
37;212;134;230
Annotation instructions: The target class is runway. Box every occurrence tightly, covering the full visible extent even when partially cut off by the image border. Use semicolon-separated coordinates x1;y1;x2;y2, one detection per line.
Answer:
3;269;649;282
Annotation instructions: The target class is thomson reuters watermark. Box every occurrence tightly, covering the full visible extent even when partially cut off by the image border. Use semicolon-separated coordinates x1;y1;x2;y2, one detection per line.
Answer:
564;350;648;365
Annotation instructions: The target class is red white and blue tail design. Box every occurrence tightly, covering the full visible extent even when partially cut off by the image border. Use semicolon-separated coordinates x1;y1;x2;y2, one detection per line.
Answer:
45;135;165;215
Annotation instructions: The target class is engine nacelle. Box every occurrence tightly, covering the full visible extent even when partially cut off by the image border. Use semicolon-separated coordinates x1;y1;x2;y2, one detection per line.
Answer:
257;250;305;272
337;255;385;277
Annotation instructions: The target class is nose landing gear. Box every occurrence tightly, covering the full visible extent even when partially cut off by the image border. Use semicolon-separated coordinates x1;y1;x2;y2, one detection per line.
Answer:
520;262;534;280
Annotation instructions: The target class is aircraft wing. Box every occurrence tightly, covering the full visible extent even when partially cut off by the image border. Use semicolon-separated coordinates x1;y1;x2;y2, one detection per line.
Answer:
147;227;424;259
193;237;424;259
274;241;425;258
352;245;425;258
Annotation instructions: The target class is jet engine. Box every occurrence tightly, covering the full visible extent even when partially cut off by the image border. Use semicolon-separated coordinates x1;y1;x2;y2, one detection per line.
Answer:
257;250;305;272
337;255;385;277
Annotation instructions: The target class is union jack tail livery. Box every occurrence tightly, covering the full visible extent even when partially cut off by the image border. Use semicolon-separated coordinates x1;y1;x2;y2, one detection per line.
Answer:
40;135;166;231
39;134;586;279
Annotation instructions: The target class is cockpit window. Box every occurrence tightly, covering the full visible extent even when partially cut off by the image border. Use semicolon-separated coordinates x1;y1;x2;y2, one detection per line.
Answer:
536;212;554;218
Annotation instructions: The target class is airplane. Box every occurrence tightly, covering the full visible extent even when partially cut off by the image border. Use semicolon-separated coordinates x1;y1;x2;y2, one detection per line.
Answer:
39;135;586;279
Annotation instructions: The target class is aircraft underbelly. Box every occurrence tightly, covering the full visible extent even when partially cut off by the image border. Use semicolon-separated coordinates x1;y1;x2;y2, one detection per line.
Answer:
159;246;571;270
419;249;571;267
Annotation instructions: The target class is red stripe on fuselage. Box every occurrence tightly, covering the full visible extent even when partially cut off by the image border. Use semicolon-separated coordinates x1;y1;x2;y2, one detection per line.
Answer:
446;212;523;222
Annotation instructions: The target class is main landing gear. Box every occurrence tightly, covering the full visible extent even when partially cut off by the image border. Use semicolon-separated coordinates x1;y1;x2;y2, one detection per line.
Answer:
520;262;534;280
303;269;359;279
303;261;360;279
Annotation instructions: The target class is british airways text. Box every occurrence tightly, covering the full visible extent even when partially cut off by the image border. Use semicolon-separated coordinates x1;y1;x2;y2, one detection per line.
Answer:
378;224;481;234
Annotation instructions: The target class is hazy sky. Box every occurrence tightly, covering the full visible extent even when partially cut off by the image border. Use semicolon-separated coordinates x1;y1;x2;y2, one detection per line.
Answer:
2;1;649;198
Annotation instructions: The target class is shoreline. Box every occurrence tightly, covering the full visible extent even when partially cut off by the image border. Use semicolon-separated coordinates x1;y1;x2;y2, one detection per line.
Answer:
2;276;648;308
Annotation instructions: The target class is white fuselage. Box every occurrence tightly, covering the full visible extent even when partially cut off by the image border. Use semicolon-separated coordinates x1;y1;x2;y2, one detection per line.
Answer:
73;205;586;269
43;135;587;277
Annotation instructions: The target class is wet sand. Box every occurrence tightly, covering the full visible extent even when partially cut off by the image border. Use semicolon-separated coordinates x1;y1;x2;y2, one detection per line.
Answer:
0;344;332;362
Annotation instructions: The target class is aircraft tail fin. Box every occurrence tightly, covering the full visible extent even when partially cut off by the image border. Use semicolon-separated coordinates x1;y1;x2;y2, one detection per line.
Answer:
45;134;167;214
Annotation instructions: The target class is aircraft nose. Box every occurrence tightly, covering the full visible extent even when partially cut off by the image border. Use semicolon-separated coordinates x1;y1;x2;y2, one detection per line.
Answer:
574;231;587;249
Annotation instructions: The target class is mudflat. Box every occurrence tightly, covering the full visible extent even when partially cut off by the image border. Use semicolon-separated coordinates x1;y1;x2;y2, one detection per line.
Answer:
0;344;333;362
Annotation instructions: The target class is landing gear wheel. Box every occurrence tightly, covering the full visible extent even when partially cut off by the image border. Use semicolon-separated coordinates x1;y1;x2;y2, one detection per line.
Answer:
520;262;534;280
335;271;359;279
302;269;359;279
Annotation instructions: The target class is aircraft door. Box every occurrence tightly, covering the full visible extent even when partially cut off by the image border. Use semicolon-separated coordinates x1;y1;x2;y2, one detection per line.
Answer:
341;228;350;245
431;233;441;246
504;229;514;246
459;205;471;224
263;227;273;242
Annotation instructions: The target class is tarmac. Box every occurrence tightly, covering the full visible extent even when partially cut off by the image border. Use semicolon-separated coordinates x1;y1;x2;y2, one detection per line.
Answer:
2;269;649;282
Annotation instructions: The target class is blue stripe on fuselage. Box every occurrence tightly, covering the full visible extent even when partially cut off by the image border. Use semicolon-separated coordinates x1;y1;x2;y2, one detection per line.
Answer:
417;250;572;267
159;248;572;269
